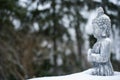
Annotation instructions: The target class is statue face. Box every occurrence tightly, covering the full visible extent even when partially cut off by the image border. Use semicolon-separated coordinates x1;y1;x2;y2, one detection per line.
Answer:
93;23;102;38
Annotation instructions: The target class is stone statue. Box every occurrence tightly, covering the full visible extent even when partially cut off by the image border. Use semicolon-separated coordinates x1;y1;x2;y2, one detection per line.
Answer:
87;7;114;76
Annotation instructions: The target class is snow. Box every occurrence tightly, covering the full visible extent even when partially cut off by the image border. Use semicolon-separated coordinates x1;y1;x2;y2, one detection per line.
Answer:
109;0;120;5
85;10;97;35
28;68;120;80
56;54;63;66
38;2;51;11
68;28;76;41
93;0;102;2
33;22;39;31
12;19;21;29
112;25;120;61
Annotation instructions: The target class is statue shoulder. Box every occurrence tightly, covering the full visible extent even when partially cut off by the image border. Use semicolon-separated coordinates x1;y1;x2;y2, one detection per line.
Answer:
102;38;112;47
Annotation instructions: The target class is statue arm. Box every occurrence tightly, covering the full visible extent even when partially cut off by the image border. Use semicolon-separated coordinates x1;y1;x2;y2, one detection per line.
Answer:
90;39;111;62
87;48;96;62
88;52;101;62
87;49;92;62
99;39;111;62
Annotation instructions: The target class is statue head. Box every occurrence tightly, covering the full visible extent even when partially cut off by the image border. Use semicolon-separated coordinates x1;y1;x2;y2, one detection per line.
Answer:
97;7;104;17
92;7;111;39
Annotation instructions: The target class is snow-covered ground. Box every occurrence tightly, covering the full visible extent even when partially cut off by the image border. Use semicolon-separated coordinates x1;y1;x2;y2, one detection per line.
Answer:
28;68;120;80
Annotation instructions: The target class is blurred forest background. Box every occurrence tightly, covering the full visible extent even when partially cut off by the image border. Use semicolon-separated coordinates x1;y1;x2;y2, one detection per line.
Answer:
0;0;120;80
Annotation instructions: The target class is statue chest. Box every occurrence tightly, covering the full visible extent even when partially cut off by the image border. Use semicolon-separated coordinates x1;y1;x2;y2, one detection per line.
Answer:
92;42;101;54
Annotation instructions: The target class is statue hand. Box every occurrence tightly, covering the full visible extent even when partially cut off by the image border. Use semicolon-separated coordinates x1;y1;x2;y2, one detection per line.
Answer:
88;49;92;62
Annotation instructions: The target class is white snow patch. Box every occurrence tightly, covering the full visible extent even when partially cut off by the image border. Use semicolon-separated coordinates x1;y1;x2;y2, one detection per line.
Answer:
28;0;38;11
80;5;89;19
62;15;70;28
12;19;21;29
57;55;63;66
41;40;48;47
65;48;71;56
93;0;101;2
109;0;119;5
85;10;97;34
112;25;120;61
68;28;76;41
28;68;120;80
18;0;30;8
38;2;51;11
107;10;118;16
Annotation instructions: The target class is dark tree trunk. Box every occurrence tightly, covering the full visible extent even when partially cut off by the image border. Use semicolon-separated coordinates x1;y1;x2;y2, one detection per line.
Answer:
74;10;90;70
52;0;58;75
74;22;83;66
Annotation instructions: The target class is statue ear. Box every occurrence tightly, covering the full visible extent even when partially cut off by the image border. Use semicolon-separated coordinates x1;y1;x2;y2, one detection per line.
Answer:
101;29;107;37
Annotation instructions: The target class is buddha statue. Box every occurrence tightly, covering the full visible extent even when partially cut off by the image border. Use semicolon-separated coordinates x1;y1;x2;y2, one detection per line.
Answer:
87;7;114;76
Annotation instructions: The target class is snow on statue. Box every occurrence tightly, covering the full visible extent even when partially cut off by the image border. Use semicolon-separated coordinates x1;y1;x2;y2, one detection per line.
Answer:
87;7;114;76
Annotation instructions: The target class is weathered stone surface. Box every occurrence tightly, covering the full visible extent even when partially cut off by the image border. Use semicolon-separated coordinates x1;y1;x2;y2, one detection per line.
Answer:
87;7;114;76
